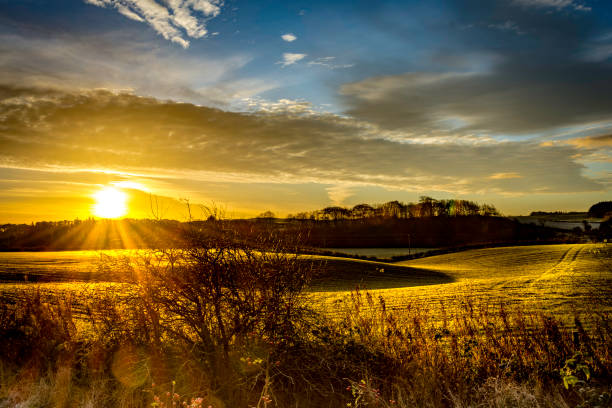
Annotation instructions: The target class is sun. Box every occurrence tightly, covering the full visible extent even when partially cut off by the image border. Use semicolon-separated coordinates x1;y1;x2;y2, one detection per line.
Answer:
93;186;128;218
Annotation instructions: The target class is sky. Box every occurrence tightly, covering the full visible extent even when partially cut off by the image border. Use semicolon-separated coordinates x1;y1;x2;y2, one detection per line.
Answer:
1;0;611;222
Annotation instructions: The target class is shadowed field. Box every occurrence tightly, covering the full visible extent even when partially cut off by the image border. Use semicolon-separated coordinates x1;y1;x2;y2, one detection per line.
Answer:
309;256;453;291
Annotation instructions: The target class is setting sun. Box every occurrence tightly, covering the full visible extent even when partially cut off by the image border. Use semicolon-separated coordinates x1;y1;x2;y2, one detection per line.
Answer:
93;187;127;218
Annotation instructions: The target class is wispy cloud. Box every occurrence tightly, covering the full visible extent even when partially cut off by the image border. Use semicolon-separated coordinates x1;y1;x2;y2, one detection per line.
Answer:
489;172;523;179
580;32;612;62
488;21;524;35
83;0;223;48
0;32;254;107
308;56;354;69
582;43;612;62
326;185;356;205
278;53;306;67
243;98;316;115
512;0;591;12
281;33;297;42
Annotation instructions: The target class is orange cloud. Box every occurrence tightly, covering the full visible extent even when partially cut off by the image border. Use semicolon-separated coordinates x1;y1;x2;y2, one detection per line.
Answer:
489;172;522;180
565;134;612;148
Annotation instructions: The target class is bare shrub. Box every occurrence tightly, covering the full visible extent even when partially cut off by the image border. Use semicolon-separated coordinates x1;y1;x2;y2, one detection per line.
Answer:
129;218;318;399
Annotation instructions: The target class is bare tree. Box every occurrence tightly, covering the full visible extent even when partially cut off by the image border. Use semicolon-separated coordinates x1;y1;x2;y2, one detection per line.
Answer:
134;219;317;376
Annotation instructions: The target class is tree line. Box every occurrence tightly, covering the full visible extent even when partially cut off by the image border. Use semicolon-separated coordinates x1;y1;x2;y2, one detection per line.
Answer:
286;196;499;221
0;218;183;251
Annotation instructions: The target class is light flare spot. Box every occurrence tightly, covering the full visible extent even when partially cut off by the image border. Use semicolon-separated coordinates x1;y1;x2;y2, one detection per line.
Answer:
93;186;128;218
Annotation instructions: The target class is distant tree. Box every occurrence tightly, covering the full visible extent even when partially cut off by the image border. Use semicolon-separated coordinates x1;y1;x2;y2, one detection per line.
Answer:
322;206;350;221
381;201;403;218
597;218;612;240
419;196;435;217
588;201;612;218
446;199;459;216
583;220;592;232
480;204;500;216
453;200;465;216
351;203;374;219
407;203;420;218
257;210;275;219
434;200;449;217
372;204;384;218
314;209;328;221
467;201;481;216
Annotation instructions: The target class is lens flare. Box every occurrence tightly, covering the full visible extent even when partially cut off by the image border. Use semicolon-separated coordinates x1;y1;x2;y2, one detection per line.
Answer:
93;186;127;218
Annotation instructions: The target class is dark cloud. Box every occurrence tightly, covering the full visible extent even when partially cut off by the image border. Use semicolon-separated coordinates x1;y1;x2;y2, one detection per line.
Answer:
341;0;612;135
340;60;612;135
0;86;603;195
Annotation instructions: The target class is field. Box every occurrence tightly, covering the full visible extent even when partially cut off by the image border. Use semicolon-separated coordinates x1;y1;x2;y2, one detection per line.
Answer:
320;247;436;259
0;250;133;282
1;243;610;322
344;244;608;312
0;243;611;407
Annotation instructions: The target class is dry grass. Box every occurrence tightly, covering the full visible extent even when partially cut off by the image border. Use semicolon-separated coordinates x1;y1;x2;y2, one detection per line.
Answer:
0;243;611;407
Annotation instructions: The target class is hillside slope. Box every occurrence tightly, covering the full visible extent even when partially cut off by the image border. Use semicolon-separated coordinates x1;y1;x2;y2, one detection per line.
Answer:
316;244;612;318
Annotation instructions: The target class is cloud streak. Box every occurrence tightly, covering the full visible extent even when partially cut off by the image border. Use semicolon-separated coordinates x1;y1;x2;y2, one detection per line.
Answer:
0;87;603;197
488;21;524;35
512;0;590;11
0;32;264;108
84;0;223;48
308;56;354;69
278;53;307;67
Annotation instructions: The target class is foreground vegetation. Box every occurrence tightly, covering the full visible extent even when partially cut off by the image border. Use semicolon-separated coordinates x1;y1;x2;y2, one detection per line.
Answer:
0;228;611;407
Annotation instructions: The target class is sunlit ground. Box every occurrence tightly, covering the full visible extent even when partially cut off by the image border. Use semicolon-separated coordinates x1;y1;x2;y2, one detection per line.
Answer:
310;244;612;327
1;244;610;325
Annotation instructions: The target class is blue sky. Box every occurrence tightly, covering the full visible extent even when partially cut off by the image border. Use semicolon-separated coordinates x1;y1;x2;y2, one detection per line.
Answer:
0;0;611;221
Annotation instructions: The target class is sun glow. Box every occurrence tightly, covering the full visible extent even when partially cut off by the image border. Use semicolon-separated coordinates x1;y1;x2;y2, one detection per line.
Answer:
93;186;128;218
